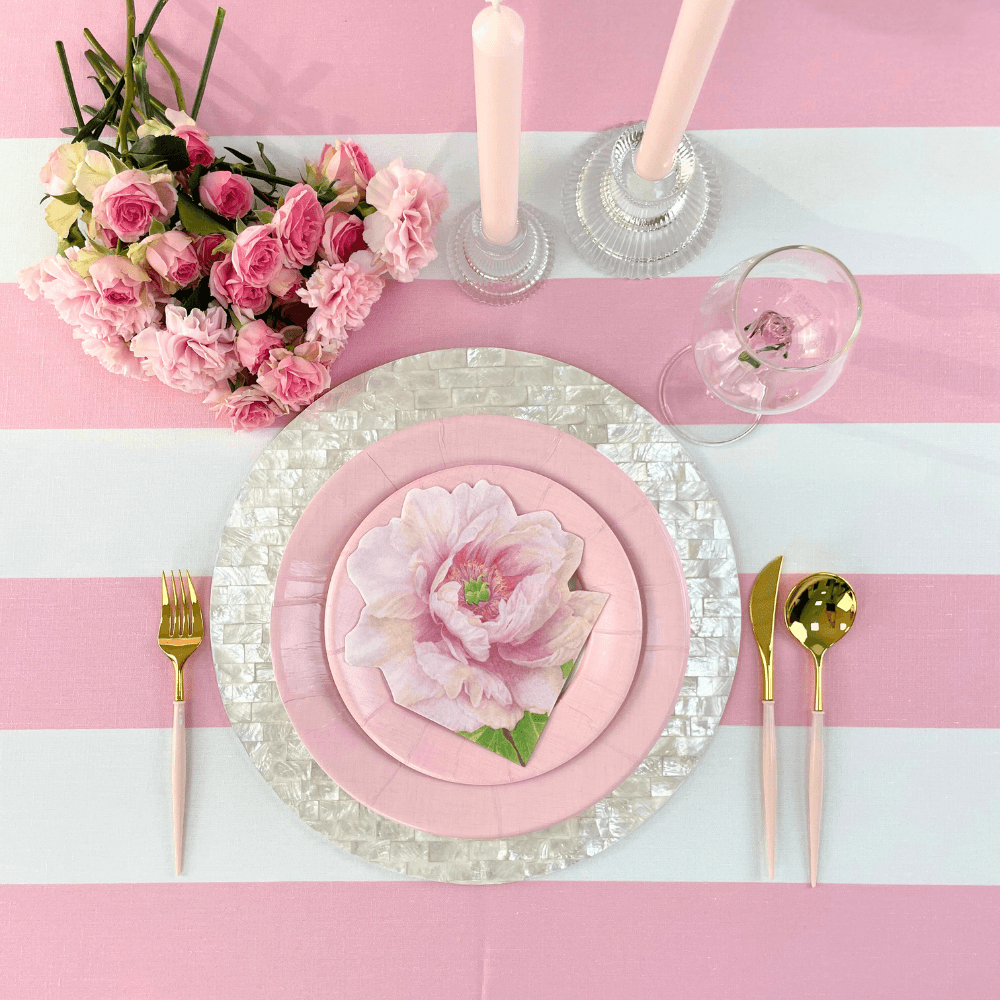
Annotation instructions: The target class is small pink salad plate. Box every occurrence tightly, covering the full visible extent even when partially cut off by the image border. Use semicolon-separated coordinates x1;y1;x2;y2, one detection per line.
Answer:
324;464;643;785
270;414;690;839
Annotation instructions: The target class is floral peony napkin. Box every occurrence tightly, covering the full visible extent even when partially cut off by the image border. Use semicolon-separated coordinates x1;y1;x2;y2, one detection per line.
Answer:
344;481;608;765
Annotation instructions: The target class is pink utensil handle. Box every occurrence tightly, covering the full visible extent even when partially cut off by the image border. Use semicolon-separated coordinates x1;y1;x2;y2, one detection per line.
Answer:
761;700;777;879
172;700;186;876
808;709;824;887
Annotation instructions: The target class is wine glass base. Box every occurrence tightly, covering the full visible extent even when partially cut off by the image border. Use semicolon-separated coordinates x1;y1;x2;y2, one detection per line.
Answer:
447;201;553;305
562;123;720;279
659;346;760;446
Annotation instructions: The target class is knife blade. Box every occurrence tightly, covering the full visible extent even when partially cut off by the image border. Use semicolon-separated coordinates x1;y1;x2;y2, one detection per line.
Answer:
749;555;783;879
750;556;783;700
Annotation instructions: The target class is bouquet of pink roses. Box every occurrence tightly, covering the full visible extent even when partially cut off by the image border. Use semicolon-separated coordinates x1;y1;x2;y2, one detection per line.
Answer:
19;2;447;430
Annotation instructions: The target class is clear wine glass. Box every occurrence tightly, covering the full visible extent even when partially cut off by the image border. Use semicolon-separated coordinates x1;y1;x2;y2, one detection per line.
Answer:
659;246;863;445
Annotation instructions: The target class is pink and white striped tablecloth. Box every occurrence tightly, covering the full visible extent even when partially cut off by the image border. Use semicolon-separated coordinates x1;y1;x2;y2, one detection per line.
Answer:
2;1;998;996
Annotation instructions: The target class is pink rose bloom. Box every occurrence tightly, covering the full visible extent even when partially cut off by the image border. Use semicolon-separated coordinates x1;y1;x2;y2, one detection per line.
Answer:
39;142;84;196
92;169;178;243
297;255;384;348
268;266;304;302
319;211;366;264
209;257;272;316
194;233;227;275
363;160;448;282
88;255;157;338
316;139;375;211
131;303;239;393
199;171;254;219
344;481;608;733
231;225;282;287
272;183;324;268
204;383;284;432
235;318;284;373
256;341;332;410
171;123;215;169
79;334;147;378
141;230;200;288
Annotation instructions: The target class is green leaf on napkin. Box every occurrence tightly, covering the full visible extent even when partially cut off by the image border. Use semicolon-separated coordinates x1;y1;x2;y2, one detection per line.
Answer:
509;712;548;763
456;725;520;765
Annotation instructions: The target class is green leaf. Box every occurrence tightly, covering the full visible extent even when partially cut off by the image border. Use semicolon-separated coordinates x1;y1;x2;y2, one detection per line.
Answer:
561;659;575;679
51;191;81;206
256;141;276;175
128;134;190;171
148;219;166;235
234;217;247;235
456;725;520;764
508;712;548;765
177;192;228;236
355;200;377;218
255;210;274;225
224;146;254;165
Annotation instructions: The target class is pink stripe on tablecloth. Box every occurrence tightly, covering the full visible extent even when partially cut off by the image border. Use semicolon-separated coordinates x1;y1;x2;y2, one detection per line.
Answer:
723;574;1000;729
3;574;997;731
4;274;999;429
1;882;997;999
3;1;999;138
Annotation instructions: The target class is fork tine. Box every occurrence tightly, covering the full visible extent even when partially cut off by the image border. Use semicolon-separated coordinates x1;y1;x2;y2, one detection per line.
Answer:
170;571;180;637
186;570;203;639
180;570;193;637
159;571;172;639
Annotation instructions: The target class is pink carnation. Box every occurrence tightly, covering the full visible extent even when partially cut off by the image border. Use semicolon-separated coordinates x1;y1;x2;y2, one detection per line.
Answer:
315;139;375;212
231;225;282;288
209;257;272;316
79;334;147;379
362;160;447;282
204;383;284;432
235;318;284;373
199;171;254;219
130;303;239;393
256;341;333;410
92;169;178;243
272;183;324;268
297;254;384;348
319;211;366;264
171;124;215;169
141;230;200;288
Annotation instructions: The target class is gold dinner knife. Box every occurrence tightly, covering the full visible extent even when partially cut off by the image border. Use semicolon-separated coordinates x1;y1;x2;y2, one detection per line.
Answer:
749;555;783;879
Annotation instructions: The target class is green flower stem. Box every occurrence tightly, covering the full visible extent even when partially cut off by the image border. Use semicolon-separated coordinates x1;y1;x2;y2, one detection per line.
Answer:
87;34;169;120
55;41;84;128
229;164;299;187
190;7;226;121
147;36;185;112
116;0;136;153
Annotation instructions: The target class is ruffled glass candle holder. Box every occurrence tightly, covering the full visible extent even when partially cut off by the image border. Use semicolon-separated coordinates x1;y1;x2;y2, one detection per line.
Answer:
562;122;719;279
447;202;553;305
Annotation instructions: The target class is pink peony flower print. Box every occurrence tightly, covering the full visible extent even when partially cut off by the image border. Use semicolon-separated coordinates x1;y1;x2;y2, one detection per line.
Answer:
140;230;200;288
318;210;366;264
209;256;272;316
130;303;239;393
256;341;333;410
231;224;283;288
198;170;254;219
363;159;448;282
297;254;384;348
235;318;284;373
91;169;178;243
204;383;284;432
272;183;325;268
345;481;608;733
315;139;375;211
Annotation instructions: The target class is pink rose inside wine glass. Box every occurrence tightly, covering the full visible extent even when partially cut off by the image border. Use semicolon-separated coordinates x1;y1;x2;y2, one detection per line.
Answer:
659;245;862;446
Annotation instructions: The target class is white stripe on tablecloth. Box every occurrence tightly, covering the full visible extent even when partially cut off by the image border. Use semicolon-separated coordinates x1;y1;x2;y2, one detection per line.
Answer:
4;127;999;283
1;423;997;578
0;725;995;885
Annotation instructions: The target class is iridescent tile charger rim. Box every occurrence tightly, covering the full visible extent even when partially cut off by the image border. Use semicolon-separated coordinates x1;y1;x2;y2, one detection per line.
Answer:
210;348;740;884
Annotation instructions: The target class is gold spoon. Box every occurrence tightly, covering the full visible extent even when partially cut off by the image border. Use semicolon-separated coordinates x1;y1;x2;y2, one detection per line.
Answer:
784;573;857;887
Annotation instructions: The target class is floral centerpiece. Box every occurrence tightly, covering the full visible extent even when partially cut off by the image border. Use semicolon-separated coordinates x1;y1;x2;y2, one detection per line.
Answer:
18;2;447;430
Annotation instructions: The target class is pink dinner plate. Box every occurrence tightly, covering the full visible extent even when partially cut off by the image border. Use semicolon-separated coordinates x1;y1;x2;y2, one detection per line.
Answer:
271;414;690;839
324;464;643;785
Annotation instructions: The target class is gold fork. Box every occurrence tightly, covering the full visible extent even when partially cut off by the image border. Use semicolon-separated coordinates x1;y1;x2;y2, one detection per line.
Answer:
158;570;203;875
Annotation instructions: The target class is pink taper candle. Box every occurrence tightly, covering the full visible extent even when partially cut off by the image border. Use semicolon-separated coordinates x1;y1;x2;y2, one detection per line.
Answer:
634;0;737;181
473;1;524;245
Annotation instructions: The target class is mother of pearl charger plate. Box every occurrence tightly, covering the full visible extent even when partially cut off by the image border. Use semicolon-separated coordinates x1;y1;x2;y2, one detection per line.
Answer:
210;348;740;884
